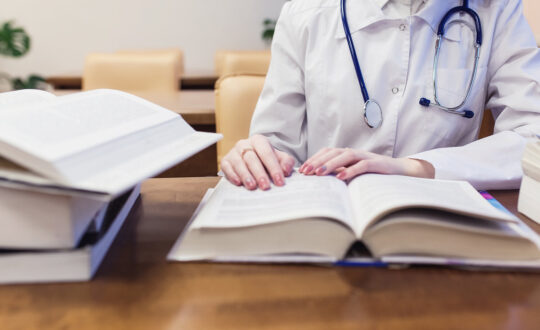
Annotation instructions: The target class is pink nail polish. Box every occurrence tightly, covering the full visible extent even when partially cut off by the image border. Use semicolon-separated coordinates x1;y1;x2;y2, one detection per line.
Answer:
274;174;284;186
305;165;313;173
245;178;255;189
316;166;327;175
259;178;269;189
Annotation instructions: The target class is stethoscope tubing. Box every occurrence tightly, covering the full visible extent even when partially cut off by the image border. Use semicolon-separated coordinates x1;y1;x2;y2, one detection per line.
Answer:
341;0;370;104
341;0;483;124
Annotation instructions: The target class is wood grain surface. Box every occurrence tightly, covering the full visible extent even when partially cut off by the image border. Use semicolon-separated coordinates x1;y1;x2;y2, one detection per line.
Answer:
1;177;539;330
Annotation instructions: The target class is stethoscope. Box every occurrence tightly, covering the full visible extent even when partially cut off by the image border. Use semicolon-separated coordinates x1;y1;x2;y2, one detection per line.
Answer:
341;0;482;128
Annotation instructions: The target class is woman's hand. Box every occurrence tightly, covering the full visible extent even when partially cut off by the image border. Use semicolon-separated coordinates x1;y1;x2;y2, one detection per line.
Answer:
299;148;435;180
220;134;296;190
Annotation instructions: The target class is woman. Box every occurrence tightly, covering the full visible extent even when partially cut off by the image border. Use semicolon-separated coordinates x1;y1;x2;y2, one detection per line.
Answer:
221;0;540;191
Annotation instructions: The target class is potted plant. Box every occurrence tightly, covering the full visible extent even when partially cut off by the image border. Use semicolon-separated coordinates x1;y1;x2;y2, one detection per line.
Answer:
0;21;48;91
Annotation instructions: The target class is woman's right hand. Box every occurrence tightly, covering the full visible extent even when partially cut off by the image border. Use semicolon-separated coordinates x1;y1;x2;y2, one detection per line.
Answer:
220;134;296;190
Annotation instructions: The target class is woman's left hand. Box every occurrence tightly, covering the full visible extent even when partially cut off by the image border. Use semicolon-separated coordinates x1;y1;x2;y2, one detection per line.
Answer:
298;148;435;180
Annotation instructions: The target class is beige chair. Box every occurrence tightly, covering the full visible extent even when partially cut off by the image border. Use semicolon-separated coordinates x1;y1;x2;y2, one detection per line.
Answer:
478;110;495;139
116;49;184;77
215;74;266;165
215;50;271;78
83;52;180;93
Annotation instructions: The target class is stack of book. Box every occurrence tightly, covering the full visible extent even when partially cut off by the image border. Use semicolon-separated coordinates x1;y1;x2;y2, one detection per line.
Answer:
0;89;221;284
518;138;540;224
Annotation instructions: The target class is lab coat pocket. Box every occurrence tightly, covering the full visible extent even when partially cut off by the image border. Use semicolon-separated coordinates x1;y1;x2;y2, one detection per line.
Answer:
422;66;488;146
433;68;473;108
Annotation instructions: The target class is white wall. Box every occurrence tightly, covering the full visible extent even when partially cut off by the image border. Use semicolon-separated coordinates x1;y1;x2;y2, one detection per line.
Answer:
0;0;287;77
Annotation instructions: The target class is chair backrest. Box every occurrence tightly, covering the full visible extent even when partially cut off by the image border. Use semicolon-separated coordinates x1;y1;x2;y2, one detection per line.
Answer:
116;49;184;76
523;0;540;45
215;50;271;78
83;52;179;93
478;109;495;139
215;74;266;165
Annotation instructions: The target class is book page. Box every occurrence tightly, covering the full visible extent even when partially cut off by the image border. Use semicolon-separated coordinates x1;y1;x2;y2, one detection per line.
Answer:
0;156;55;185
191;172;354;230
347;174;518;238
69;130;221;195
0;157;110;199
0;89;56;108
0;89;182;161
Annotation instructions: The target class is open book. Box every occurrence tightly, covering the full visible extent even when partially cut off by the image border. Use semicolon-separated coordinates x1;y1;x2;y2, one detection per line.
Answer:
169;173;540;268
0;89;221;196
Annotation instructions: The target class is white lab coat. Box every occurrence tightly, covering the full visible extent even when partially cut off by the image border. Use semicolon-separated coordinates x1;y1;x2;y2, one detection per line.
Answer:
249;0;540;190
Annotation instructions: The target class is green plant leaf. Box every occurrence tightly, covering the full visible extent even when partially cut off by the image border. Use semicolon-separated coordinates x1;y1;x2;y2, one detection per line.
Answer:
262;29;275;42
0;21;31;58
9;74;47;90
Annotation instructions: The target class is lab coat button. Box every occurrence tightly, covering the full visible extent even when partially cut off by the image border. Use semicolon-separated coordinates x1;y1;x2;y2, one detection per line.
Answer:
392;87;399;94
399;24;407;31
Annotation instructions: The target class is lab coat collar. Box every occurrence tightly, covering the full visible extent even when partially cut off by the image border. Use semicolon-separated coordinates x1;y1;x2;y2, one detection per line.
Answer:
415;0;460;39
334;0;385;39
334;0;458;40
373;0;390;8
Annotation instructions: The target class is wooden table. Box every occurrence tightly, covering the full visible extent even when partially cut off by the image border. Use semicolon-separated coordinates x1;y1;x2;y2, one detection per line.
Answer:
2;177;539;330
53;89;215;126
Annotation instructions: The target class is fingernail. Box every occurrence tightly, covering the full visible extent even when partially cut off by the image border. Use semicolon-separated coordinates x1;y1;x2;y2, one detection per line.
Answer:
245;178;255;189
304;165;313;174
259;178;270;190
337;172;346;180
273;174;284;186
316;166;327;175
299;164;305;173
283;165;290;175
233;177;241;186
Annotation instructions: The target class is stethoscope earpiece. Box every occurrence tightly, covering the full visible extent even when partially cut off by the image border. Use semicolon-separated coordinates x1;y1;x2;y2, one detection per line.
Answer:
462;110;475;118
419;98;431;107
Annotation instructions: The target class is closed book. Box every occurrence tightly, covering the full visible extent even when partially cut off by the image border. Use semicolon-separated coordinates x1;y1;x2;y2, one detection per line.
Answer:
518;139;540;224
0;184;140;284
0;182;105;249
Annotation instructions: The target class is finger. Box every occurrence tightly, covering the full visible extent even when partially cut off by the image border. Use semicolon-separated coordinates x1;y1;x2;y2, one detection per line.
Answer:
335;166;347;173
250;135;285;186
242;149;272;190
229;150;258;190
275;150;295;177
305;148;345;175
220;159;241;186
336;160;372;181
336;158;393;181
300;147;331;173
318;149;363;176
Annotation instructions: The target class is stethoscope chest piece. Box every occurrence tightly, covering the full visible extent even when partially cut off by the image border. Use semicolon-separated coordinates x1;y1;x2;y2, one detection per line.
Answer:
364;100;383;128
